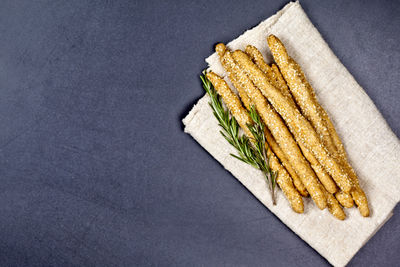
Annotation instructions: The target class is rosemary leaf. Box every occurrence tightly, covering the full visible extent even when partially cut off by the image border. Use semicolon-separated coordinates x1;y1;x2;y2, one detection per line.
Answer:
201;71;277;204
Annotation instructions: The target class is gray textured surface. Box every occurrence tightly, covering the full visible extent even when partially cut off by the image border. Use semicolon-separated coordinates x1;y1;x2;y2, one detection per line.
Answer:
0;0;398;266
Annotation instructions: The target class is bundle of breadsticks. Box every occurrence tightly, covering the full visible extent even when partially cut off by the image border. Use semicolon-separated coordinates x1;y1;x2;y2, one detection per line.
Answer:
205;35;369;220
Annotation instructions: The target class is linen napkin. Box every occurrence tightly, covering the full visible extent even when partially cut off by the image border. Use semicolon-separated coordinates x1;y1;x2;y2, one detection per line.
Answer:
182;1;400;266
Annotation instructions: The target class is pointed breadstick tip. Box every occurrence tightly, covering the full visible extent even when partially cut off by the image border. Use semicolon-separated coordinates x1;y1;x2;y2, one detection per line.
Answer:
244;45;259;58
232;50;249;60
267;34;284;50
206;71;215;80
267;34;278;45
215;43;226;57
245;44;255;52
360;206;370;217
267;35;289;61
293;204;304;214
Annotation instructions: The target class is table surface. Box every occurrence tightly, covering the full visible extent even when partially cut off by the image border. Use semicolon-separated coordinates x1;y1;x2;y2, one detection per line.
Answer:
0;0;399;266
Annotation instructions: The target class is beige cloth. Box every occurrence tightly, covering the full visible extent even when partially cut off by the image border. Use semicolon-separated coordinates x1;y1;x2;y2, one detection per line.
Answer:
182;1;400;266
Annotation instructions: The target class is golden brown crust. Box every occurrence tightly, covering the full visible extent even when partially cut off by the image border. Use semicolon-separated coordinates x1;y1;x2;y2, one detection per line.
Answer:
325;113;369;216
246;46;337;194
351;187;370;217
217;45;327;210
245;46;294;104
219;44;309;197
271;64;338;194
217;44;253;110
231;49;352;194
274;160;304;214
266;35;369;216
263;128;309;197
267;35;337;156
269;64;342;196
335;191;354;208
316;82;369;215
322;109;346;157
206;71;304;213
206;72;252;133
271;64;291;99
325;189;346;220
301;145;338;194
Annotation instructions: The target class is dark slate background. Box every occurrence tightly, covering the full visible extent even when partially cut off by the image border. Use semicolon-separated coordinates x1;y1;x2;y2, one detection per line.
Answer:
0;0;398;266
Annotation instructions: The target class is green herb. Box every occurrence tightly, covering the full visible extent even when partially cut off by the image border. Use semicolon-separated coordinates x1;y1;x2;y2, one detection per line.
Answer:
200;71;277;204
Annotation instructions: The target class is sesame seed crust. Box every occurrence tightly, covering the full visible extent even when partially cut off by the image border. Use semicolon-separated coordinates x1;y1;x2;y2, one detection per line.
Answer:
267;35;369;217
218;46;327;210
245;45;338;194
335;191;354;208
206;71;304;213
231;49;352;194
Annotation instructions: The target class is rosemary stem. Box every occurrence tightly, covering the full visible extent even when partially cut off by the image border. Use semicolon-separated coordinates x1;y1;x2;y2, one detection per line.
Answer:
266;172;276;205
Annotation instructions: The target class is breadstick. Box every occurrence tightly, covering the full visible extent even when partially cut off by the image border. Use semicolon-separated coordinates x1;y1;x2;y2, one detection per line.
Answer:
325;189;346;220
322;109;369;216
206;71;304;213
206;72;252;136
322;109;346;157
267;35;337;155
217;44;308;197
350;186;369;217
216;44;253;111
245;46;279;91
231;50;352;193
271;64;290;97
217;44;327;209
326;115;354;209
301;146;338;193
245;45;294;103
244;45;273;76
270;62;339;193
245;46;337;194
335;191;354;208
263;129;309;197
267;35;369;216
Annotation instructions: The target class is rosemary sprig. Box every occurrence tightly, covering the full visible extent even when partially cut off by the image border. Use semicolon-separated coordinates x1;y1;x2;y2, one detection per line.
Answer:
200;71;277;204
